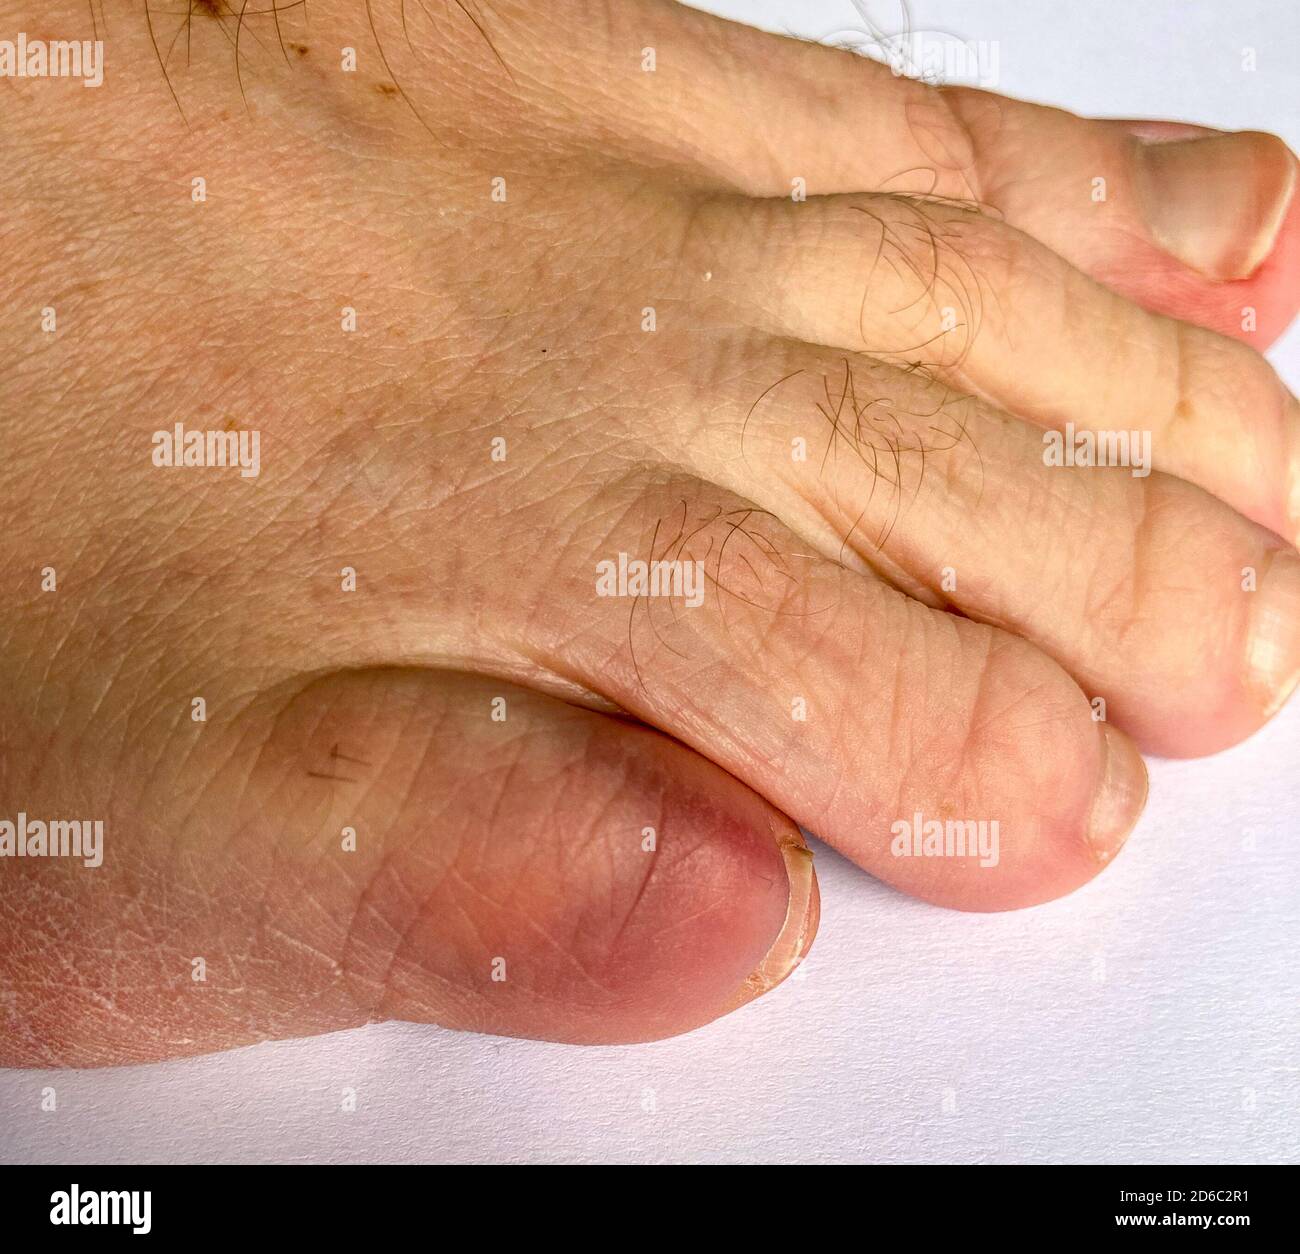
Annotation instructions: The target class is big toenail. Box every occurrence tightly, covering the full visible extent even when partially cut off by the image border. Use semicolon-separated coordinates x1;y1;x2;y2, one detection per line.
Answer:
1132;132;1296;281
730;820;818;1006
1247;547;1300;719
1086;724;1148;864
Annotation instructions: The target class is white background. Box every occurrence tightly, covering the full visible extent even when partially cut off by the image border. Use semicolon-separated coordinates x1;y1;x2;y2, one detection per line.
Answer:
1;0;1297;1164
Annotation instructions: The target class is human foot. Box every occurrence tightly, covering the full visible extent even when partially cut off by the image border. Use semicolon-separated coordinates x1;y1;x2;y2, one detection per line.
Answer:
0;0;1297;1064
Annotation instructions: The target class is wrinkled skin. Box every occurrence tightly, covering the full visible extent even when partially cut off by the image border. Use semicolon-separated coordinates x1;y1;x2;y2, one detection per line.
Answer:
0;0;1298;1066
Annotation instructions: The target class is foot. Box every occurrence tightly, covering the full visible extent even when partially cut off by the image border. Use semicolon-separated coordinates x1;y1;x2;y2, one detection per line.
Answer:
0;0;1297;1064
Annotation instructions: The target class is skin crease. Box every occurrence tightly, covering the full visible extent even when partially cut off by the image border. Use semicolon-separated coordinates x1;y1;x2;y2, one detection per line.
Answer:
0;0;1297;1065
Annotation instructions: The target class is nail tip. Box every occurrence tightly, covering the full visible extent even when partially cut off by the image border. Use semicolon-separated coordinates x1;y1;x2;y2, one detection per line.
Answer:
736;827;819;1003
1261;667;1300;721
1086;725;1148;864
1247;548;1300;720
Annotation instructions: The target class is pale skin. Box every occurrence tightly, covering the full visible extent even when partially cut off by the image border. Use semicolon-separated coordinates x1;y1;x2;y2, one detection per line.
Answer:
0;0;1298;1066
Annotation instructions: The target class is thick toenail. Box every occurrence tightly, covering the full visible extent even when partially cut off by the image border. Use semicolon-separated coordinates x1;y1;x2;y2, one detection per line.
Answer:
732;820;818;1005
1247;547;1300;719
1132;132;1296;280
1289;446;1300;550
1086;724;1147;864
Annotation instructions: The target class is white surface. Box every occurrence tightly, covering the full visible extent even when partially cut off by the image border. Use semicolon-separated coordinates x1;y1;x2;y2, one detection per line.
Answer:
2;0;1298;1164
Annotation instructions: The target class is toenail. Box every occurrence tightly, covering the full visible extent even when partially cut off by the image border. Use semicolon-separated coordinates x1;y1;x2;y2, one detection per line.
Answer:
1247;547;1300;719
734;821;818;1003
1289;450;1300;550
1085;724;1148;864
1132;132;1296;281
